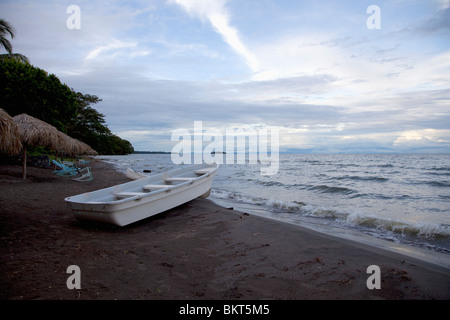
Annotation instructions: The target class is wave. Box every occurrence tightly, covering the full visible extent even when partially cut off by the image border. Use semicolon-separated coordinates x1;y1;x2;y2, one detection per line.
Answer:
211;189;266;207
426;181;450;188
336;163;361;168
257;179;366;192
304;208;450;239
426;171;450;176
295;159;322;164
427;166;450;171
344;213;450;241
376;164;395;168
210;188;450;250
303;206;450;246
257;180;286;187
333;175;389;182
210;189;307;213
307;184;355;194
406;179;450;188
359;194;412;200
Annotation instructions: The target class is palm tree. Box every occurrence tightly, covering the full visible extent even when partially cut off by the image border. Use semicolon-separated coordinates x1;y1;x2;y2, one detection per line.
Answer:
0;19;29;63
0;19;14;54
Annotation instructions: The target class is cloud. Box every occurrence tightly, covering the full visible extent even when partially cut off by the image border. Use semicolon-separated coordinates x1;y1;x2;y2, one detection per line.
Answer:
173;0;259;71
84;39;139;60
393;129;450;149
438;0;450;10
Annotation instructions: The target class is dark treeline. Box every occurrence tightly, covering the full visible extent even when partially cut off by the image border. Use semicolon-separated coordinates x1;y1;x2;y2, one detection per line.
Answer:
0;57;134;155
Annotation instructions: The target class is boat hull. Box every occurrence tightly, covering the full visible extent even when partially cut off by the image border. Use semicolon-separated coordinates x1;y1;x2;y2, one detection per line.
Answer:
65;164;218;226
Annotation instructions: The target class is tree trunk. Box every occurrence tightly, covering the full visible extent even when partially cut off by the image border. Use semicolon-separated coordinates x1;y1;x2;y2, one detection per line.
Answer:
22;146;27;179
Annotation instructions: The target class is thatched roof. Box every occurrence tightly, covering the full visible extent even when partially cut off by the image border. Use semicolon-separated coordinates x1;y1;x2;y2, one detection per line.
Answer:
0;109;23;156
56;131;82;154
60;134;98;156
13;113;66;150
12;113;97;155
12;113;80;152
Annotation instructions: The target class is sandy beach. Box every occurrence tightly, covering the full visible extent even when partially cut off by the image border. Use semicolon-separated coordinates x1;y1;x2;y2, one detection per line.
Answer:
0;159;449;300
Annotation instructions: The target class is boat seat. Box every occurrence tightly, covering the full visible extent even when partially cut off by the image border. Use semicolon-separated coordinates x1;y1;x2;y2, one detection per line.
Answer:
142;184;170;191
115;192;148;199
194;168;213;175
164;177;195;182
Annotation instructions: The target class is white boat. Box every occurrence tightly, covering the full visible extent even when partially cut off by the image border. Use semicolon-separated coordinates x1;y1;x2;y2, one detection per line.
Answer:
126;167;148;180
65;163;219;226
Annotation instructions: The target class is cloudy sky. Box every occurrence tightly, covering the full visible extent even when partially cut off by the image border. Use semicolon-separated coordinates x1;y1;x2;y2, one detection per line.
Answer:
1;0;450;152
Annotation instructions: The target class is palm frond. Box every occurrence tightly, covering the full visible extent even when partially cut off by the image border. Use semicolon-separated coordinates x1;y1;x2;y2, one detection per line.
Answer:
0;19;15;38
0;37;13;54
0;19;15;54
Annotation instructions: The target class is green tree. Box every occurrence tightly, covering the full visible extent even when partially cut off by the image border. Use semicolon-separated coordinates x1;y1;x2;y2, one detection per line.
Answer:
0;59;78;130
0;59;134;155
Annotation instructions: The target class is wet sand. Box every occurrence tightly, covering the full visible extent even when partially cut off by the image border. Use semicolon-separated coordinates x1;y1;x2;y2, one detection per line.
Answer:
0;159;449;300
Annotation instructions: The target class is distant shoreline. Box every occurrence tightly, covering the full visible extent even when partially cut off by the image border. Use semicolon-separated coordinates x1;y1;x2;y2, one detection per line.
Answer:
133;151;171;154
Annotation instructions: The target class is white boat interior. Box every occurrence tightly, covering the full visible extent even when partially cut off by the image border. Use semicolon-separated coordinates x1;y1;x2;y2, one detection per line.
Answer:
78;165;212;202
65;163;219;226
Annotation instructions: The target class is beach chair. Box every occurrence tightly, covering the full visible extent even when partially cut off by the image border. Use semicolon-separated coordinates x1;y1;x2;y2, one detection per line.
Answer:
62;160;75;167
52;159;69;169
76;159;90;167
72;167;93;182
52;159;79;177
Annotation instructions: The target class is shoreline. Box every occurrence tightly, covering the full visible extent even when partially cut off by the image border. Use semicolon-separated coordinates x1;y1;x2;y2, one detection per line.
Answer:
210;198;450;270
0;159;449;299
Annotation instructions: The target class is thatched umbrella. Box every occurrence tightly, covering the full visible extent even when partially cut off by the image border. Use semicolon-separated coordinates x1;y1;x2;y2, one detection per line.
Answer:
13;113;98;178
56;132;81;156
0;108;22;156
13;114;76;178
59;134;98;157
